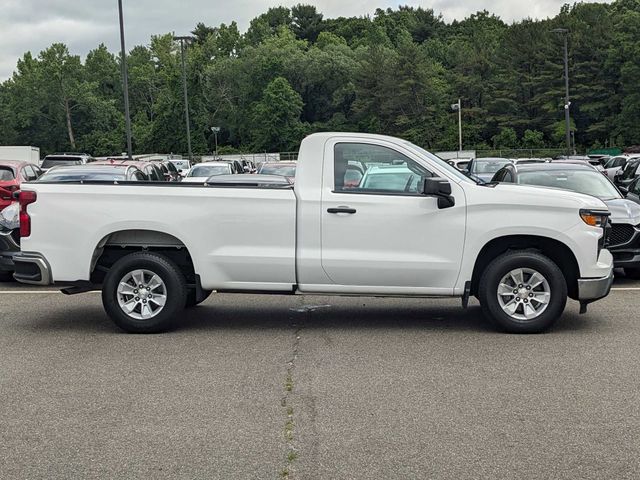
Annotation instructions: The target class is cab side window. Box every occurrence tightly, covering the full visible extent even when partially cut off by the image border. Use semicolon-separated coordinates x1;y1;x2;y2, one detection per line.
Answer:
334;143;432;194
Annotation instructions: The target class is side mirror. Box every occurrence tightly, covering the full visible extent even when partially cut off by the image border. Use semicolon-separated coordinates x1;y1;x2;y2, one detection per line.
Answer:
420;177;455;209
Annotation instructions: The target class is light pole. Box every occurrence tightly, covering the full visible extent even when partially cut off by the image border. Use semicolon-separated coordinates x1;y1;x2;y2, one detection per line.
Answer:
451;99;462;152
552;28;571;155
174;35;194;161
117;0;132;158
210;127;220;158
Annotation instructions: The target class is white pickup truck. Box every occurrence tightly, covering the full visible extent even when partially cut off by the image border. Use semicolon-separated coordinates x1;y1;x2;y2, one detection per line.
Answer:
13;133;613;334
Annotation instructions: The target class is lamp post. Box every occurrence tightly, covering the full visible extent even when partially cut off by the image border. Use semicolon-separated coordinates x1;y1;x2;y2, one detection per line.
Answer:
174;35;194;161
210;127;220;158
551;28;571;155
117;0;132;158
451;99;462;152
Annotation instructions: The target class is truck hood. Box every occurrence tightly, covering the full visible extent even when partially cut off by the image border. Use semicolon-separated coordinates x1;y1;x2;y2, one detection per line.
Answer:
485;182;609;211
604;198;640;225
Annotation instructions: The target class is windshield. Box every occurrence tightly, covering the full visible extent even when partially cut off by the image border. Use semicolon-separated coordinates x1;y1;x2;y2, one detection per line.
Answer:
188;164;230;177
0;167;15;181
471;159;512;174
517;169;621;200
42;157;82;168
409;145;475;184
259;164;297;176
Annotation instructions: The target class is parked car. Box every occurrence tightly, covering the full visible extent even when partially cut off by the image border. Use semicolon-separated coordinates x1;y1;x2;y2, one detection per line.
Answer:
491;162;640;277
150;161;181;182
555;155;606;173
93;160;164;181
465;158;512;182
0;160;43;211
257;161;297;181
241;159;257;173
603;156;629;180
183;162;234;183
0;202;20;281
550;159;601;172
614;157;640;189
37;164;146;182
41;153;95;172
13;132;613;334
445;158;472;171
168;159;192;177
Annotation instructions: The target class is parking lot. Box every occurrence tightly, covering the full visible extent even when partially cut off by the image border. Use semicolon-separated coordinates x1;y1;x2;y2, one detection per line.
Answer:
1;277;639;479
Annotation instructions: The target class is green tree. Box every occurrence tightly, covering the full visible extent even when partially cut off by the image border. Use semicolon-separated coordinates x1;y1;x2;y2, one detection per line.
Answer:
521;129;545;148
251;77;305;151
291;4;324;42
492;127;518;148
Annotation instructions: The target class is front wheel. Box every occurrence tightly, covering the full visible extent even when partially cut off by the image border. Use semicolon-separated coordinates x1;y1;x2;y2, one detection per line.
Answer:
478;251;567;333
624;267;640;280
102;252;188;333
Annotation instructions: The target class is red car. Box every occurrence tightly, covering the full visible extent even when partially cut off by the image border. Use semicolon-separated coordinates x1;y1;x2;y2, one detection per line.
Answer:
0;161;42;211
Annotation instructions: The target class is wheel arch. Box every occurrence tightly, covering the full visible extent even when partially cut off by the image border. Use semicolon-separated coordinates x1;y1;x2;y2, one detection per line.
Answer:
89;229;196;286
470;235;580;300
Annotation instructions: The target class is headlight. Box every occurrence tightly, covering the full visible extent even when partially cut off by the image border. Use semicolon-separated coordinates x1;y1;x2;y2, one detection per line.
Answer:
580;209;610;228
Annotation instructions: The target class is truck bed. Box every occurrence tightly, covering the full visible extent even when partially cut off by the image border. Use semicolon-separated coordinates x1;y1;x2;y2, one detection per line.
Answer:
21;181;298;291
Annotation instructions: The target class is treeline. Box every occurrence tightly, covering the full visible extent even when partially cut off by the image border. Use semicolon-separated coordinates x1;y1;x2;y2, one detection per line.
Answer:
1;1;639;156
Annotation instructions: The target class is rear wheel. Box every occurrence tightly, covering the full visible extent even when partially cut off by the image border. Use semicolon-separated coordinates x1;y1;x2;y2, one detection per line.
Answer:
102;252;187;333
478;251;567;333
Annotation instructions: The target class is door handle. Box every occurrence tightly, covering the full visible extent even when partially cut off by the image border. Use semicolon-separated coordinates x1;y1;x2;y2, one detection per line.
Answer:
327;207;356;214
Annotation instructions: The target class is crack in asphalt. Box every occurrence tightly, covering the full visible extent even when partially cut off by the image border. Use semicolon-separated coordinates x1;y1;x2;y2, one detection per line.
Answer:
280;300;306;479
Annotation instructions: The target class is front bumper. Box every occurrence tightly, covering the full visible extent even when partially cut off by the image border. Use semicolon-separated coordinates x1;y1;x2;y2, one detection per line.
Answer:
608;223;640;269
577;269;614;301
12;252;52;285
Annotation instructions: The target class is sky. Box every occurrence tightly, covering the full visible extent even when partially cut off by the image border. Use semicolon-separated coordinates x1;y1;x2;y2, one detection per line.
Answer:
0;0;610;80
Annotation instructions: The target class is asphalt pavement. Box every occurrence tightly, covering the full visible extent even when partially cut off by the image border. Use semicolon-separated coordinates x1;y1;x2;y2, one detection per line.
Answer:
1;278;639;479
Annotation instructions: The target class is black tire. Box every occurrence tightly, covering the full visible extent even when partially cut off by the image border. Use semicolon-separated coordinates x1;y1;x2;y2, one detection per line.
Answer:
0;271;14;282
624;268;640;280
186;289;212;308
478;251;567;334
102;252;187;333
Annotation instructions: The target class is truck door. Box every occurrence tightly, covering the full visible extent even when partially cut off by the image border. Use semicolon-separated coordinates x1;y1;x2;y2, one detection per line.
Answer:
320;140;466;293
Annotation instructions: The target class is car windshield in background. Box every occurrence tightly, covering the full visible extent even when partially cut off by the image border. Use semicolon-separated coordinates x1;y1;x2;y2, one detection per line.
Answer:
0;168;15;181
517;169;621;200
41;157;82;169
170;160;190;170
188;165;230;177
259;164;297;176
471;159;511;174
